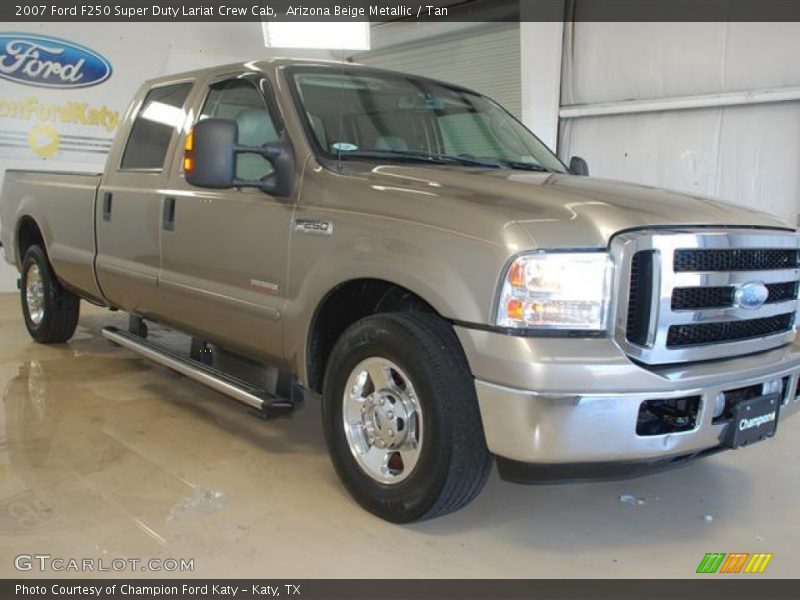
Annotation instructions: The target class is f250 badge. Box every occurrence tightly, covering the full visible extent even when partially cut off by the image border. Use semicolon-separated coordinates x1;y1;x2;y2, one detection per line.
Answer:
294;218;334;236
0;33;112;88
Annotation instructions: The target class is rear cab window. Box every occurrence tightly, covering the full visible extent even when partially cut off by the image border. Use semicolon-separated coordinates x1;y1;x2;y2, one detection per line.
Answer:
120;82;193;170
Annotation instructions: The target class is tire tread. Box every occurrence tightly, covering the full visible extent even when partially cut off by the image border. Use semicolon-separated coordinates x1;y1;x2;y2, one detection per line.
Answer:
386;313;491;520
21;246;80;344
323;311;492;522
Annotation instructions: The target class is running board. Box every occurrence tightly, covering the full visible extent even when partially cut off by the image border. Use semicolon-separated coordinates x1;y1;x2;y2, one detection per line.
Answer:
101;326;295;418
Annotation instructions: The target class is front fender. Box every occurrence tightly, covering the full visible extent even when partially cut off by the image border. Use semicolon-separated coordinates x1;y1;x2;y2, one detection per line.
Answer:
282;209;525;386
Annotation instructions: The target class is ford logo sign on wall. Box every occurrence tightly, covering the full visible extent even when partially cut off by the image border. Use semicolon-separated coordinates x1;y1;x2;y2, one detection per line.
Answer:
734;281;770;310
0;33;112;88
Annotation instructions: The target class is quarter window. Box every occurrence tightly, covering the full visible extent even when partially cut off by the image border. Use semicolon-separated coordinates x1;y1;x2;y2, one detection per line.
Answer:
120;82;192;170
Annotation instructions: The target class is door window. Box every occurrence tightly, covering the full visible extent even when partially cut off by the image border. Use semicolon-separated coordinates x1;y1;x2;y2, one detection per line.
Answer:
199;79;280;181
120;82;192;170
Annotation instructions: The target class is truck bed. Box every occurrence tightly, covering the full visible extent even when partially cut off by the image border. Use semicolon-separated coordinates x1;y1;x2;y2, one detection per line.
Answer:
1;169;103;300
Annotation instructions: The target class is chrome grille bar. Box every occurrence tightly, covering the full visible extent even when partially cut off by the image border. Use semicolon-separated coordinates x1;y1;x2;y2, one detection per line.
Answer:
612;229;800;365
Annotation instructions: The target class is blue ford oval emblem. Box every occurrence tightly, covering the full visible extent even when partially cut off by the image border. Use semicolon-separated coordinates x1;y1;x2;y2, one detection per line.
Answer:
734;281;769;310
0;33;111;88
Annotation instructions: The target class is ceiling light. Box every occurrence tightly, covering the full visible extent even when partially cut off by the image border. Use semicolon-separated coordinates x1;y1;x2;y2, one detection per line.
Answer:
262;22;370;50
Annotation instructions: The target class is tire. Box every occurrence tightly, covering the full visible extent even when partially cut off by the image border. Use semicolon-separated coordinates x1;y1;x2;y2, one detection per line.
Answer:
20;245;80;344
322;312;492;523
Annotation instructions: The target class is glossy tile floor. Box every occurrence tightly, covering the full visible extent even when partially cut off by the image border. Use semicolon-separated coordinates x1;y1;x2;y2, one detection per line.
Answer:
1;292;798;579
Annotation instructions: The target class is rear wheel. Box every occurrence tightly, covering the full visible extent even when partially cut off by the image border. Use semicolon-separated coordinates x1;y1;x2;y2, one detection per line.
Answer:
20;245;80;344
322;312;492;522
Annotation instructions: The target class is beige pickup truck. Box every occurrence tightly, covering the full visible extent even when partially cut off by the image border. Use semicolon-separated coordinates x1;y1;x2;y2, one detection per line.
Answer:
3;59;800;522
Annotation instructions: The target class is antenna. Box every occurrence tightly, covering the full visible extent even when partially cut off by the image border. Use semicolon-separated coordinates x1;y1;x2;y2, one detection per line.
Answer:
336;48;347;173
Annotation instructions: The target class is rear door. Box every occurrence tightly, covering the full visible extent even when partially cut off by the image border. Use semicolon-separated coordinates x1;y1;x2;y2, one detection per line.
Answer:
95;80;194;315
157;72;295;365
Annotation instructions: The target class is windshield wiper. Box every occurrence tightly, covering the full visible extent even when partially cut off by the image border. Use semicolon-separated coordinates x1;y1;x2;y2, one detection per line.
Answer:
420;152;505;168
337;149;447;164
475;158;553;172
336;149;554;172
338;149;504;169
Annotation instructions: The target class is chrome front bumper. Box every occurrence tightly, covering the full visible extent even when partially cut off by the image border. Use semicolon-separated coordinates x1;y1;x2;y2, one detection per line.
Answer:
456;327;800;467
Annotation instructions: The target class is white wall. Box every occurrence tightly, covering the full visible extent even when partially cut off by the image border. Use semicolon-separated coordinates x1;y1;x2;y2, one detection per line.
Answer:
557;22;800;225
520;21;562;151
0;22;331;292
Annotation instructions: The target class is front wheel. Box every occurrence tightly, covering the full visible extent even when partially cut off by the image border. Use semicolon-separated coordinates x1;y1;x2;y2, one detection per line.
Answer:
322;312;492;523
20;245;80;344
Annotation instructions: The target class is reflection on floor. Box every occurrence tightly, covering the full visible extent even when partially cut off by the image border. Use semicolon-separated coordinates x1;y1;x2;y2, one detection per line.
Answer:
0;293;798;578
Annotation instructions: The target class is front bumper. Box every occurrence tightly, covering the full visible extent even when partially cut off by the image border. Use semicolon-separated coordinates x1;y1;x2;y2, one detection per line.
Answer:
455;327;800;471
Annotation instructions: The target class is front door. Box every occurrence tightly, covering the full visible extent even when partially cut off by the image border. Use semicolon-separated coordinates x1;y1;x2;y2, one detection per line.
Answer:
157;74;294;365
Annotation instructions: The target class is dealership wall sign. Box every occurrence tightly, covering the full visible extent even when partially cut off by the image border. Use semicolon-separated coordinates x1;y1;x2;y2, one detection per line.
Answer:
0;32;118;162
0;33;112;88
0;96;119;157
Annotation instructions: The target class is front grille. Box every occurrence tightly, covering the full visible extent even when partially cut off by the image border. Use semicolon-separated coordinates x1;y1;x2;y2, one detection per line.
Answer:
672;286;732;310
672;281;799;310
666;313;795;348
618;230;800;364
767;281;800;303
674;248;799;272
626;251;654;345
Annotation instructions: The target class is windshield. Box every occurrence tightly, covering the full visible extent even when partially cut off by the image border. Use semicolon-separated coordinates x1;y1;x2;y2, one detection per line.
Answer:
289;67;567;173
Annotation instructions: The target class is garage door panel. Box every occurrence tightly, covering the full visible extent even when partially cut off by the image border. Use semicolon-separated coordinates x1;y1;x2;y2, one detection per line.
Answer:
355;25;522;118
559;110;723;199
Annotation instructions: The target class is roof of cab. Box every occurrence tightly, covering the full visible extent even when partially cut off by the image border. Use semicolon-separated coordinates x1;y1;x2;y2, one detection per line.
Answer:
141;57;476;96
142;57;372;87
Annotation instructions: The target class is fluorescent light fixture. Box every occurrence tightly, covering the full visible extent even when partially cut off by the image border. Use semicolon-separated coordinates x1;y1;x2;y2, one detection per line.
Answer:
262;22;370;50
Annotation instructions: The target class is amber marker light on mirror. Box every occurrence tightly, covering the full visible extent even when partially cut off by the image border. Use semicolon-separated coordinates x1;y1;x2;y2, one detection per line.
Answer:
183;130;194;173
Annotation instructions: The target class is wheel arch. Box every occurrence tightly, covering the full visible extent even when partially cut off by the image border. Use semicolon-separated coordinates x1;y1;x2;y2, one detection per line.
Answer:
15;215;47;269
305;278;444;393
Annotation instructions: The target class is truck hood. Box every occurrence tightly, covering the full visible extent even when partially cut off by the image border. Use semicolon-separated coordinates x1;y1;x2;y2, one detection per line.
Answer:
364;166;792;248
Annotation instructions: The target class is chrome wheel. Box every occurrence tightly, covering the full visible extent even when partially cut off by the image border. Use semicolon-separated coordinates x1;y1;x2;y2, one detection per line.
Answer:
25;264;45;326
342;357;423;484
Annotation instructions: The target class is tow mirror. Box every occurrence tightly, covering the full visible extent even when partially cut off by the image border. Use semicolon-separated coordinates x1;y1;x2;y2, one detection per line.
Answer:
569;155;589;176
184;118;294;197
184;118;236;188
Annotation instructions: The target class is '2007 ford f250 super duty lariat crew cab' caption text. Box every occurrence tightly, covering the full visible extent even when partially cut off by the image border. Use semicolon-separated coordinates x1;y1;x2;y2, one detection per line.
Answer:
2;59;799;522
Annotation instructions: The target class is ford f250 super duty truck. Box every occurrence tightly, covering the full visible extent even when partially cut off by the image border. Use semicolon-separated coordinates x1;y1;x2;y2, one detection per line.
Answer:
3;59;800;522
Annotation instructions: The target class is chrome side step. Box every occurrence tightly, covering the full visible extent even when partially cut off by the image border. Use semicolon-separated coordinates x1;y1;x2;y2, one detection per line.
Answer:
101;326;295;418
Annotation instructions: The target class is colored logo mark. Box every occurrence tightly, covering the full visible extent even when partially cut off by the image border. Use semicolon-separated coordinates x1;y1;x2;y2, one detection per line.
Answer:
0;33;112;88
28;124;60;157
696;552;773;574
733;281;769;310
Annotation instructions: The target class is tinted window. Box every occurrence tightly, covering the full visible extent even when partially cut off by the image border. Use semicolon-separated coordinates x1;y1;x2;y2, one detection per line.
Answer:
120;82;192;170
200;79;279;181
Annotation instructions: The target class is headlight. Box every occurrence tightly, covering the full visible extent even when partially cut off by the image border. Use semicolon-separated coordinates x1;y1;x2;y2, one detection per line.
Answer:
495;252;613;331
